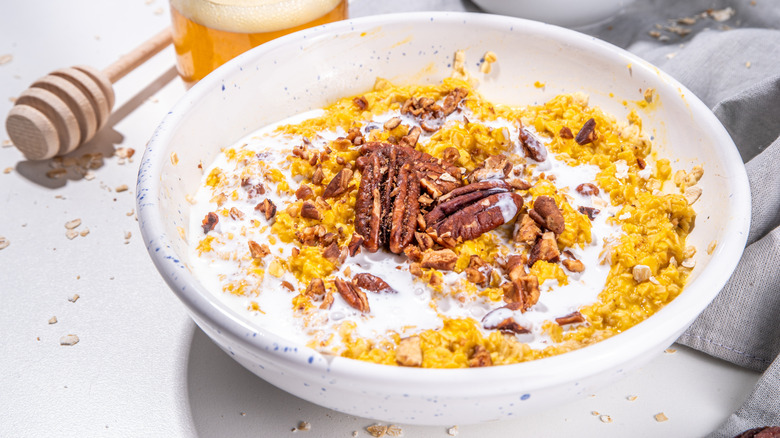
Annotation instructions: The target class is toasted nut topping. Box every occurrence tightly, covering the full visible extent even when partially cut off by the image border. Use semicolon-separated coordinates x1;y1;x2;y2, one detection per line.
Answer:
555;311;586;325
576;183;600;196
347;233;364;257
465;267;487;286
468;344;493;367
633;264;652;282
323;168;353;199
201;212;218;234
514;214;541;244
255;199;277;220
353;273;396;294
353;96;368;110
528;232;560;266
575;118;598;145
295;184;314;200
305;278;326;299
396;336;422;367
421;249;458;271
229;207;244;220
383;117;402;130
530;196;565;235
248;240;270;259
559;126;574;139
562;259;585;272
300;201;322;220
334;278;369;312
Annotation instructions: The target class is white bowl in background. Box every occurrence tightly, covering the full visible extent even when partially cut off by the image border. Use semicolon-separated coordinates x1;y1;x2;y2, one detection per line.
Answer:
137;12;750;425
472;0;636;28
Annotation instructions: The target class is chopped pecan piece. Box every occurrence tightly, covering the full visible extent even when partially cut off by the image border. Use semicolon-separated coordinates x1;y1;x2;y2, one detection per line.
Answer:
201;212;218;234
322;242;341;263
496;317;530;334
518;123;547;162
575;118;598;145
255;199;277;220
334;278;370;312
559;126;574;139
353;273;396;294
383;117;402;130
504;273;540;312
229;207;244;220
441;87;468;116
442;147;460;164
300;201;321;220
295;184;314;200
514;214;541;244
409;262;423;276
578;206;600;220
311;166;324;185
421;117;444;132
352;96;368;111
468;345;493;367
420;249;458;271
304;278;325;299
281;281;295;292
398;126;421;148
396;336;422;367
347;234;364;257
465;268;487;286
319;290;334;309
555;311;586;325
637;157;646;170
323;168;353;198
529;196;565;235
247;240;270;259
562;259;585;272
576;183;600;196
427;192;523;247
404;246;423;263
468;154;512;183
414;231;434;251
528;232;560;266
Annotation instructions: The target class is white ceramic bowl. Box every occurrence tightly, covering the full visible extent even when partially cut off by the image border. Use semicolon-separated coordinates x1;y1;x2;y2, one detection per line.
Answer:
137;12;750;425
471;0;636;28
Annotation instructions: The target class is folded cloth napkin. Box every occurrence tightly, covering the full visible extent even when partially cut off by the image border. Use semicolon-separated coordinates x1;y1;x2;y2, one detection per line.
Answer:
587;1;780;436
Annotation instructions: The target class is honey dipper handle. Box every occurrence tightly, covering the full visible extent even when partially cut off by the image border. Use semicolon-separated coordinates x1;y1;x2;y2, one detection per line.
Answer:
102;28;173;83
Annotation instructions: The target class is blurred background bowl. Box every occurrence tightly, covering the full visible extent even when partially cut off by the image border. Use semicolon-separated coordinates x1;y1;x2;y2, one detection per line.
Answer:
471;0;636;28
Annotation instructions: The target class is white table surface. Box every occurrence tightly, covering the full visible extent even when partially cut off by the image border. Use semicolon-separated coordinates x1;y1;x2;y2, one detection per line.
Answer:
0;1;760;437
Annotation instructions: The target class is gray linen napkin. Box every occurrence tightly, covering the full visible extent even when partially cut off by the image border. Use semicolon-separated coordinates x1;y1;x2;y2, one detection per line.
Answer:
588;2;780;436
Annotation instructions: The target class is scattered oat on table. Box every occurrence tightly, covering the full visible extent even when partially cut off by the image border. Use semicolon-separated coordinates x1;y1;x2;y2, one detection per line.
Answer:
365;424;403;437
59;334;79;346
447;425;459;436
171;152;179;166
65;219;81;230
745;61;752;68
0;54;12;65
65;230;79;240
3;167;12;174
665;348;677;354
591;411;600;416
79;228;90;237
115;184;129;193
707;240;718;255
115;147;135;159
352;432;359;438
626;395;638;401
2;139;13;147
655;412;669;422
296;421;311;431
68;294;80;303
48;316;57;324
600;415;613;424
708;7;735;22
0;237;9;250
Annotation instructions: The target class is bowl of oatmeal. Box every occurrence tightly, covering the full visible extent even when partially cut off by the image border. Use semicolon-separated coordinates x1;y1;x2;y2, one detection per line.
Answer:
137;12;750;424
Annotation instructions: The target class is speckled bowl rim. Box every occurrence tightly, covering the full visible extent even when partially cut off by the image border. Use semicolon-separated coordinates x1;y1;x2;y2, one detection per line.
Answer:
138;12;750;392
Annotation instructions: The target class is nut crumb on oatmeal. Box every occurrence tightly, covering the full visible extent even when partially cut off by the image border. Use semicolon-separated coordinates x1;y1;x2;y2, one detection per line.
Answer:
654;412;669;422
59;334;79;346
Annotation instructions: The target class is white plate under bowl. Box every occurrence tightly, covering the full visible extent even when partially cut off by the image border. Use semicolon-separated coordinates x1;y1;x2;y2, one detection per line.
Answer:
137;12;750;425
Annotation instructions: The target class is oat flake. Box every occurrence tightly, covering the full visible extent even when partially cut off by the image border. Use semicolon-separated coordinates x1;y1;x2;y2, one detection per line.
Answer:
60;334;79;346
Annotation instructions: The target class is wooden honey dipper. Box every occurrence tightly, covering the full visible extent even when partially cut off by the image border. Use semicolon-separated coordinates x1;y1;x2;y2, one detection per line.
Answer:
5;28;173;161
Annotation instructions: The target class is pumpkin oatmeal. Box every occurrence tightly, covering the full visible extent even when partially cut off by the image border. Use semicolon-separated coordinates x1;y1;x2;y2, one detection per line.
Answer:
188;76;700;368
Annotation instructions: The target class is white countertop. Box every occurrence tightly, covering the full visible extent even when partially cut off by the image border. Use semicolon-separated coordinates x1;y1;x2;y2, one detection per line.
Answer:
0;1;759;437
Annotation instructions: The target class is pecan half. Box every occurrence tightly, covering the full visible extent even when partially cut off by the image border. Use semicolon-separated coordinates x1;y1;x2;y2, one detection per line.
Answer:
428;180;513;224
427;192;523;247
323;168;353;199
354;151;385;252
575;118;598;145
555;311;586;325
334;278;370;312
529;196;565;235
388;163;420;254
201;212;218;234
420;249;458;271
519;123;547;162
528;231;560;266
353;273;396;294
468;345;493;367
